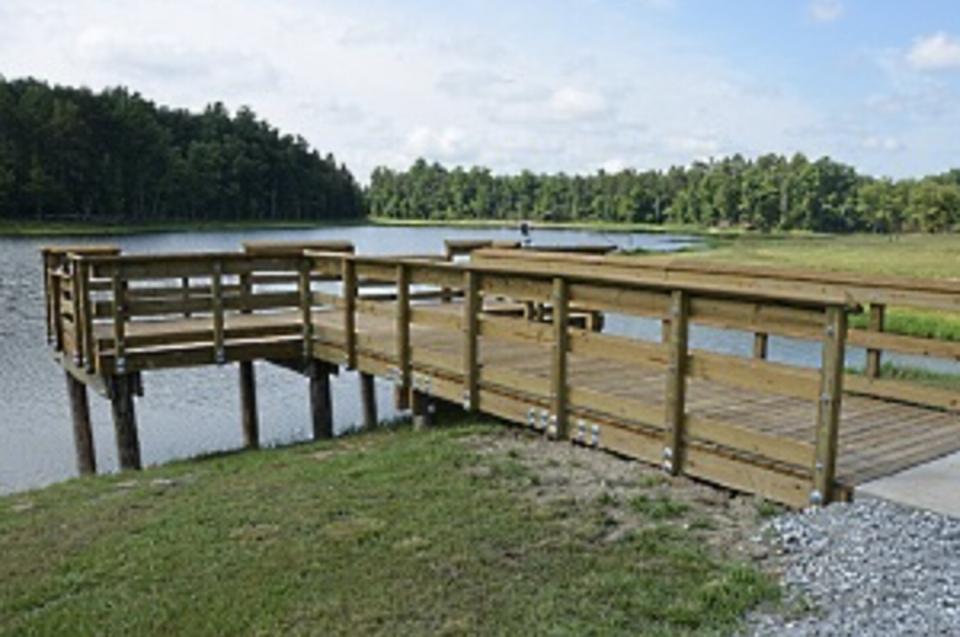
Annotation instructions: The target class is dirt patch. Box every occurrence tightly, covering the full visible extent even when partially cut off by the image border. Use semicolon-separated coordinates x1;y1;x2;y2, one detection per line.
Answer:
462;427;776;564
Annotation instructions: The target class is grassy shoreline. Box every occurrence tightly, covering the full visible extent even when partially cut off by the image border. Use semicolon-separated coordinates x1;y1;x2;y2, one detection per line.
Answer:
0;423;778;636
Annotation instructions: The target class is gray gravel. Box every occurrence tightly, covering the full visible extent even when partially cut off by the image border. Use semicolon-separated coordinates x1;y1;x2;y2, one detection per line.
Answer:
743;497;960;636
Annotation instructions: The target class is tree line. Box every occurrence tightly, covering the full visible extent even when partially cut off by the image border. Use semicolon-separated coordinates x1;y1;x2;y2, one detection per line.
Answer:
0;77;365;224
369;155;960;233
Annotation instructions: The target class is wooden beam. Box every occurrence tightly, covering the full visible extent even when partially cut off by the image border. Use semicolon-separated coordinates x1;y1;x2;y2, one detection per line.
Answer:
66;372;97;476
663;290;689;476
343;258;357;369
813;306;848;505
463;270;480;411
396;264;412;410
239;361;259;449
866;304;885;378
360;372;378;430
551;277;570;439
309;360;334;440
109;374;142;471
753;332;769;360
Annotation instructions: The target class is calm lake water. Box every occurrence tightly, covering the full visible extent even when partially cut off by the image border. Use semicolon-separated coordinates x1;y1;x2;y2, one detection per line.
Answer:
0;224;699;496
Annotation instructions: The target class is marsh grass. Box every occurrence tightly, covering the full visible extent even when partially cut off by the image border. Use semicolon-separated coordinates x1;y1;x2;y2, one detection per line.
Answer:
0;424;776;636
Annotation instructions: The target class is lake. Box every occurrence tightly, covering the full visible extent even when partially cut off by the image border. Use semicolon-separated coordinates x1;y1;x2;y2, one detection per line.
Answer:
0;224;699;495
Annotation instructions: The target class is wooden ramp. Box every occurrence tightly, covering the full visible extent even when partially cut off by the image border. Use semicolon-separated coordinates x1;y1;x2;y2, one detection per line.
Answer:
43;242;960;509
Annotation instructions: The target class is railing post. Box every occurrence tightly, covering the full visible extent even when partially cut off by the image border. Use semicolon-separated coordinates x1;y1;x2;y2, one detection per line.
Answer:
463;270;480;411
111;265;128;375
866;304;885;379
48;254;64;351
663;290;689;476
70;257;85;365
211;260;225;365
298;258;314;360
753;332;769;360
360;373;378;430
343;257;357;370
80;260;97;372
395;263;411;410
551;277;570;439
812;306;847;506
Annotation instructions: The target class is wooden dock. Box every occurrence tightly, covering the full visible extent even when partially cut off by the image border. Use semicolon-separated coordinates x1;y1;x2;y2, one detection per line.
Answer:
43;240;960;508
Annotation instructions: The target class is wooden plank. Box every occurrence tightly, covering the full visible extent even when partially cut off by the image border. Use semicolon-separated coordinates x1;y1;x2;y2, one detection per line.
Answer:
482;366;551;397
690;297;824;340
813;307;847;505
569;281;671;317
687;351;821;401
683;444;812;509
848;327;960;362
567;385;664;428
481;273;553;304
99;338;304;373
663;290;689;475
411;306;462;329
479;314;554;345
844;375;960;413
685;415;815;468
407;262;464;290
568;329;669;369
552;277;570;438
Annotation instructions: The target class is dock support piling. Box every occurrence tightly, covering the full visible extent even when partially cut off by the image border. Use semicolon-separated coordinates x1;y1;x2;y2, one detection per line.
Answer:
109;374;142;471
412;391;432;430
239;361;260;449
309;360;334;440
360;372;378;431
66;372;97;476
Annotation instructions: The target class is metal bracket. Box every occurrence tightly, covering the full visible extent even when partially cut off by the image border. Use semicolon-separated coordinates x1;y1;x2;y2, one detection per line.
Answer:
590;424;600;448
576;420;586;444
527;407;537;428
215;348;226;366
546;415;558;439
809;490;824;507
462;389;471;411
116;357;127;375
539;409;550;431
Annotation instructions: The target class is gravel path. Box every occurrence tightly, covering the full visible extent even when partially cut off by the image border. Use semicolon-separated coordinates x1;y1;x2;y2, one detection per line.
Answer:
744;497;960;636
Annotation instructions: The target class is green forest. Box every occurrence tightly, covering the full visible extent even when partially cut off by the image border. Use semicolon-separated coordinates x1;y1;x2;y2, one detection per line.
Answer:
3;77;960;233
369;156;960;233
0;77;365;224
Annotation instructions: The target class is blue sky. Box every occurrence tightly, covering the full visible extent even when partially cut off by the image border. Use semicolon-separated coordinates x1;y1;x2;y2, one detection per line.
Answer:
1;0;958;181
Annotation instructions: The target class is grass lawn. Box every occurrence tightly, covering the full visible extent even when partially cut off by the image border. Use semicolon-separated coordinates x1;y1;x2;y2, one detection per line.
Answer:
680;233;960;281
0;423;777;637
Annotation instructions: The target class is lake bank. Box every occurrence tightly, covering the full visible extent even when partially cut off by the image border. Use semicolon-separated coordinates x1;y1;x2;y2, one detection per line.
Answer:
0;421;778;636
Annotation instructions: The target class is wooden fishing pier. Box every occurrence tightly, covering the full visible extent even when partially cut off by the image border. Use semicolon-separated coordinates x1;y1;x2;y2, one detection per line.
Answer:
43;240;960;508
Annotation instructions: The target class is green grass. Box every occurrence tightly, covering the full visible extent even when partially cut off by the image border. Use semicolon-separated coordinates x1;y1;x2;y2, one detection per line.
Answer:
675;232;960;280
0;424;776;636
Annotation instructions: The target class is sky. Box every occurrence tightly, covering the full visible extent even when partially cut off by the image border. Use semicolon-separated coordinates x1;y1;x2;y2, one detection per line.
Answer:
1;0;959;182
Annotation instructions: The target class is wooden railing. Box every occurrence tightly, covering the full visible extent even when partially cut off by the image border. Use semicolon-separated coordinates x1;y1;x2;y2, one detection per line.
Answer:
306;250;860;506
470;248;960;414
46;242;912;507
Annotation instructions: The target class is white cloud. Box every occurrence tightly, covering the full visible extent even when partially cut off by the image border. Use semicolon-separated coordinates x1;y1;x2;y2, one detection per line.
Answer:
406;126;473;161
546;86;610;121
907;32;960;71
810;0;844;23
861;136;905;152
